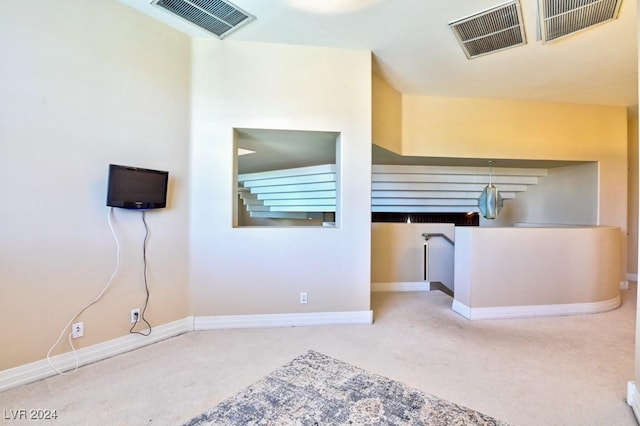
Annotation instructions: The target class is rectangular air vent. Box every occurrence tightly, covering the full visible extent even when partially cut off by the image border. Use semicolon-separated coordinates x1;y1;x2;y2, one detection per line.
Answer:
449;1;526;59
539;0;622;42
151;0;255;39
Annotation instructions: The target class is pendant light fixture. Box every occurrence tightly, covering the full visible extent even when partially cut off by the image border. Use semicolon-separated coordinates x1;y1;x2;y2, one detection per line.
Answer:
478;161;501;219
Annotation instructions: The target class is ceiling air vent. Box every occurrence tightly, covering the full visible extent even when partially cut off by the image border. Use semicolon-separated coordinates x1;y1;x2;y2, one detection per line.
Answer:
449;1;526;59
538;0;623;42
151;0;255;39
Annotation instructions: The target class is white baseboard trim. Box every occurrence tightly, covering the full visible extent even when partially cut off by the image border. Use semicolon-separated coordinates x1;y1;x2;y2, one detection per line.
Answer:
626;273;638;283
371;281;429;292
452;295;621;320
0;317;194;393
628;381;640;422
194;310;373;330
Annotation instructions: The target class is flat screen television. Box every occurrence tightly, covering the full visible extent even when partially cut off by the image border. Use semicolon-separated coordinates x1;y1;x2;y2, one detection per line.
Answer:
106;164;169;209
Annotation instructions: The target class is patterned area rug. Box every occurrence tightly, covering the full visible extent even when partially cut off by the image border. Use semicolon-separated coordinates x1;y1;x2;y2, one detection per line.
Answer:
184;350;509;425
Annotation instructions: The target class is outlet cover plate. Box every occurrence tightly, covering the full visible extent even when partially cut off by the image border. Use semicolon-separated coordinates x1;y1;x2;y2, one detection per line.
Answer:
71;322;83;339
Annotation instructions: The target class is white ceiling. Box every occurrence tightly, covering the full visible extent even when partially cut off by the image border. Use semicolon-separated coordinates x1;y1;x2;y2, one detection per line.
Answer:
226;0;638;108
122;0;638;106
236;128;338;174
120;0;638;170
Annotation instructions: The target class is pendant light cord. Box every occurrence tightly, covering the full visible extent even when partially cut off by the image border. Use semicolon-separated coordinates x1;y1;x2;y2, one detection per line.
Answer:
488;160;494;186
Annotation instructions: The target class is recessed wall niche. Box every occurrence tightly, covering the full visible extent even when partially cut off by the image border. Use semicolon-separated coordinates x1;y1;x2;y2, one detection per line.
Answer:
234;128;340;227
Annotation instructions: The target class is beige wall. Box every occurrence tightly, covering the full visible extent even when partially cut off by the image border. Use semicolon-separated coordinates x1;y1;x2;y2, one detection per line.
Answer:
629;116;638;276
371;223;454;286
189;40;372;316
636;0;640;388
370;94;628;278
0;0;190;370
2;0;634;380
370;162;604;294
455;226;621;309
370;85;628;277
372;73;402;153
402;96;627;159
634;0;640;393
401;96;627;233
1;0;373;373
372;87;633;286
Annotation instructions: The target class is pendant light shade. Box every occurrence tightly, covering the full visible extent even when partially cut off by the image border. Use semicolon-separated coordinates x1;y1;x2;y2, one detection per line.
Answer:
478;161;501;219
478;184;501;219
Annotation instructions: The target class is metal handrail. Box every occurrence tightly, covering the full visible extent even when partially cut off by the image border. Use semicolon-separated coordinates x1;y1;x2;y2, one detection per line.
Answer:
421;232;454;245
422;233;455;297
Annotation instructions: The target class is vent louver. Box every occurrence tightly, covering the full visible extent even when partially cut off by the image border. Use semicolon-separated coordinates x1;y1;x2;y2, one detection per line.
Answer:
151;0;255;39
449;1;526;59
539;0;622;42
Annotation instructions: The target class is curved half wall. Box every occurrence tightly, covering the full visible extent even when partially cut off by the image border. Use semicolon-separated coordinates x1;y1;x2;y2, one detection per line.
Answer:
453;225;622;320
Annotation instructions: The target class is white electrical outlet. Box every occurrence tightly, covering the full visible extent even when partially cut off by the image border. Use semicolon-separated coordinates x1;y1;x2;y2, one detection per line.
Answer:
300;292;308;304
71;322;83;339
131;308;140;324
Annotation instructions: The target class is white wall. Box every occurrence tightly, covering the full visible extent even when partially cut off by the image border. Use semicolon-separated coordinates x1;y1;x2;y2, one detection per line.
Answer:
484;163;598;227
0;0;190;369
189;40;372;316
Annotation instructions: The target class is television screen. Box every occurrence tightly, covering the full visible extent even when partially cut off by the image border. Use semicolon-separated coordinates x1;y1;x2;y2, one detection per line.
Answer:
106;164;169;209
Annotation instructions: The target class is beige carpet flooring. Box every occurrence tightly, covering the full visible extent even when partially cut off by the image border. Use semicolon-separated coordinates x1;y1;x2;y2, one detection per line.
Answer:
1;287;637;425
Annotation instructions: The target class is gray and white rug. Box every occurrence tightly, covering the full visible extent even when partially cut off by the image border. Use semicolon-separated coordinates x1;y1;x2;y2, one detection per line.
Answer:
184;350;509;425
